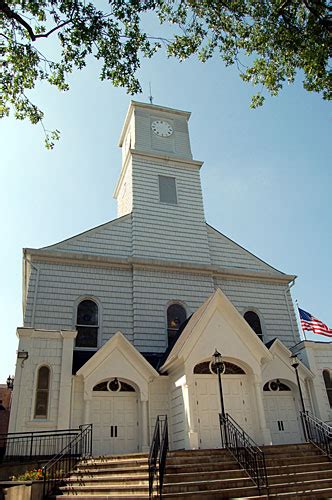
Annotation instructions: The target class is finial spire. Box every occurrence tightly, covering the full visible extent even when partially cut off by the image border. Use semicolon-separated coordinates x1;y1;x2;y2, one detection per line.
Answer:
149;82;153;104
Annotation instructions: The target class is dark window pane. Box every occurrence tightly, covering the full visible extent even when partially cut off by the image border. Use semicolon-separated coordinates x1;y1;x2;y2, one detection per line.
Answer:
35;391;48;418
93;382;108;391
167;304;187;346
194;361;245;375
159;175;177;204
77;300;98;325
37;366;50;389
323;370;332;407
244;311;263;340
120;381;135;392
76;326;98;347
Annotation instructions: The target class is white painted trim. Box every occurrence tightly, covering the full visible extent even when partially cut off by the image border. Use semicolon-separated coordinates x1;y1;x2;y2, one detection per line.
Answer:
31;364;52;421
24;249;296;284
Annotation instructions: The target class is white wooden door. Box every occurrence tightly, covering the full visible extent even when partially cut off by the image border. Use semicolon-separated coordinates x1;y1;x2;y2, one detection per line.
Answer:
195;375;253;449
91;393;139;455
263;392;302;444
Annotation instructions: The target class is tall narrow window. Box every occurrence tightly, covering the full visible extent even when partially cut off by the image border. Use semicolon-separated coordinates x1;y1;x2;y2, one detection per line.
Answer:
244;311;263;341
159;175;177;204
34;366;50;419
323;370;332;407
167;303;186;346
76;299;98;348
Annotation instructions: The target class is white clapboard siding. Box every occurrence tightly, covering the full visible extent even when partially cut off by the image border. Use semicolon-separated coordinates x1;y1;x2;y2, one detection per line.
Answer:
170;382;186;450
131;156;211;264
149;378;170;442
215;277;300;347
24;262;134;343
208;225;284;274
132;268;214;352
134;107;192;160
40;214;132;258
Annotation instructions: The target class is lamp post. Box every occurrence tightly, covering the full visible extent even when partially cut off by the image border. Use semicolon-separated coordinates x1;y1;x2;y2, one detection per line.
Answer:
291;354;307;440
290;355;306;413
212;349;226;419
6;375;14;391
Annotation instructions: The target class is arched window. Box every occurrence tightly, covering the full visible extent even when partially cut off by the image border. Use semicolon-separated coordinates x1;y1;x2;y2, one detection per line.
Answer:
76;299;98;348
167;303;186;346
244;311;263;341
323;370;332;407
34;366;50;419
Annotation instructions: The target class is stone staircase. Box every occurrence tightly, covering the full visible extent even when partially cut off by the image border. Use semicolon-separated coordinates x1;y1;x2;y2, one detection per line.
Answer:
54;452;149;499
53;443;332;499
163;443;332;499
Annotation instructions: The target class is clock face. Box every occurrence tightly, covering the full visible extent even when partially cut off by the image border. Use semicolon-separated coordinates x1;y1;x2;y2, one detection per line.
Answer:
151;120;173;137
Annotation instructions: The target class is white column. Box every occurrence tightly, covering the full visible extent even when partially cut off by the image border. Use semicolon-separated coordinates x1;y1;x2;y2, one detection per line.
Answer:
141;399;149;452
57;330;77;428
83;398;91;425
254;376;272;445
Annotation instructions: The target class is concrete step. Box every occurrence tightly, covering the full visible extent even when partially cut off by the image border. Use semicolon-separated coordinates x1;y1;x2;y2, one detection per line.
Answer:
74;464;149;475
54;496;149;499
60;484;149;496
167;448;230;458
164;476;255;494
163;487;332;499
166;453;235;466
164;468;246;483
76;458;148;470
268;468;332;485
166;460;241;473
266;461;332;475
65;475;149;487
264;453;328;466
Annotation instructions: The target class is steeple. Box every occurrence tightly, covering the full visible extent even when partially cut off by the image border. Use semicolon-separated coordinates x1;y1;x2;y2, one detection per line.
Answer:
114;101;211;265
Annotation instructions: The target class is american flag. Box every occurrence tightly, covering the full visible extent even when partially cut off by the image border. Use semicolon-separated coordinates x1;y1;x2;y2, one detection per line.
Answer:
298;307;332;338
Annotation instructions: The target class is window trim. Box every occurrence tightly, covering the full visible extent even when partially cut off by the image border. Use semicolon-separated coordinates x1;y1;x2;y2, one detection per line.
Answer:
243;308;265;342
158;175;178;205
73;296;102;350
322;369;332;408
33;364;51;421
166;301;188;347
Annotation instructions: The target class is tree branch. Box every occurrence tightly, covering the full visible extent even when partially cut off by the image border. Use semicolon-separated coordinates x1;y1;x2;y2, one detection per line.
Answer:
0;0;37;40
0;1;73;41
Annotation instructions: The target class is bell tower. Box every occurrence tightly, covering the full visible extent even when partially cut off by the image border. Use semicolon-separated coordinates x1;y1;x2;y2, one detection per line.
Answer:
114;101;211;265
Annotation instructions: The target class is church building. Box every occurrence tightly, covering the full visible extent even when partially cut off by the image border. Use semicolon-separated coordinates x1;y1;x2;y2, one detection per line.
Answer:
8;101;332;455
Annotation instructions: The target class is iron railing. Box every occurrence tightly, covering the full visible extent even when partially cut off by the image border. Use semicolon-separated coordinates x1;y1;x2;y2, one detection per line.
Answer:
0;428;80;464
149;415;168;499
301;411;332;459
42;423;92;499
219;413;268;494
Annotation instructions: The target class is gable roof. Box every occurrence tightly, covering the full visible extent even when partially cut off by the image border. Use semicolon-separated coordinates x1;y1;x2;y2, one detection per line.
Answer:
39;214;132;258
207;224;286;275
161;288;272;372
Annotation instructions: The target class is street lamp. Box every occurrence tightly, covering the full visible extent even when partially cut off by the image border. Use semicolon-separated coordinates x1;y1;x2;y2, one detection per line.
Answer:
291;354;307;441
290;354;306;414
212;349;226;419
6;375;14;390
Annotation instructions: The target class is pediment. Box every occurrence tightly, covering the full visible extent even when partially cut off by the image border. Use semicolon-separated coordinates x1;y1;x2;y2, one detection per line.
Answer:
161;288;272;374
263;338;313;383
77;331;158;399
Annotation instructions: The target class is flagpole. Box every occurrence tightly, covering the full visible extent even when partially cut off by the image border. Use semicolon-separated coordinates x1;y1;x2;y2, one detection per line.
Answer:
296;300;307;341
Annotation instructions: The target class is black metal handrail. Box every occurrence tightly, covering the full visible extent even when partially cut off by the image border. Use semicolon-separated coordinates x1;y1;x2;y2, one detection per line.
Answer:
0;428;80;464
301;411;332;459
42;423;92;499
149;415;168;499
219;413;268;494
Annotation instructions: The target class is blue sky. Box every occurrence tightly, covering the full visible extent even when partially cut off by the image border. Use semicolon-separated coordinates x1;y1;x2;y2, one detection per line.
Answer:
0;39;331;382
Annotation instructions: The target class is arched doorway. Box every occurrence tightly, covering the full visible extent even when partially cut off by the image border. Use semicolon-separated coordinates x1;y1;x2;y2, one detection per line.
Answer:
91;378;139;455
193;360;253;449
263;379;302;444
